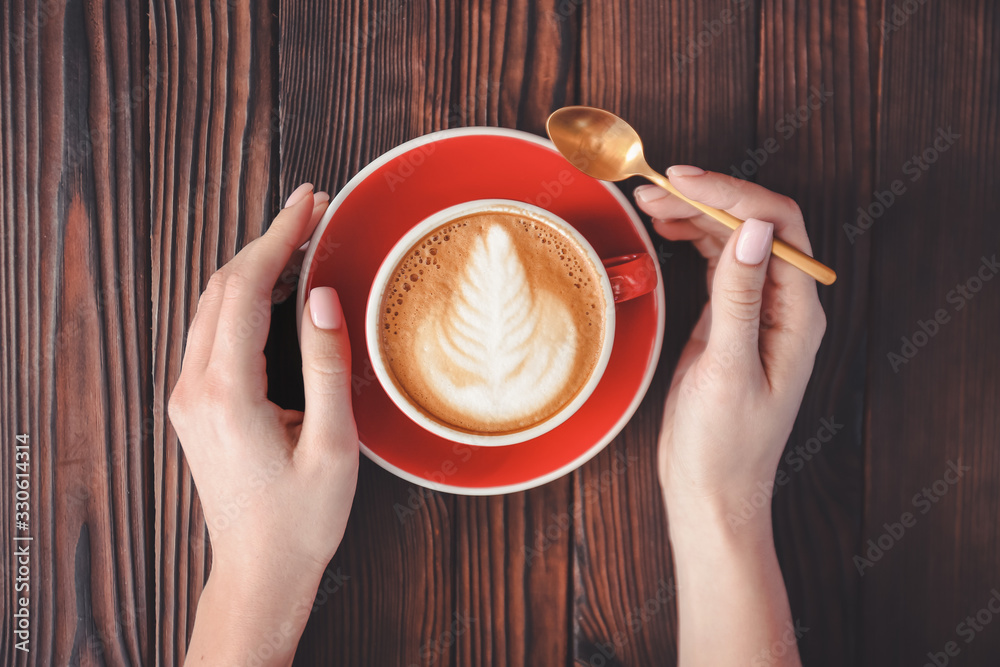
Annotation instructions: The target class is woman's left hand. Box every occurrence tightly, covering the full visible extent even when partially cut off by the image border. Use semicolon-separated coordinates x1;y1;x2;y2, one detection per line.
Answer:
168;183;359;665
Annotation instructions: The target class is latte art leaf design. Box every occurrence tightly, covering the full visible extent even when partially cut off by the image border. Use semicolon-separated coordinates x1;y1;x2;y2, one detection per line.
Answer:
415;224;578;425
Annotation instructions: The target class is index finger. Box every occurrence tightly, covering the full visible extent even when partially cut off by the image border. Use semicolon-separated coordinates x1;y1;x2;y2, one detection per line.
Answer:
663;168;824;332
207;184;323;380
662;167;814;254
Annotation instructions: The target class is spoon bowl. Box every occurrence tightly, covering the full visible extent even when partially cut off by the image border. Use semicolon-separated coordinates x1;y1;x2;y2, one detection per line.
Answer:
546;106;650;181
546;106;837;285
546;106;652;182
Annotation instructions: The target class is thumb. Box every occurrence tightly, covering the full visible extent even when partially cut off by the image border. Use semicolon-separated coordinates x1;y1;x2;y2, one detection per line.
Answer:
705;218;774;368
299;286;357;450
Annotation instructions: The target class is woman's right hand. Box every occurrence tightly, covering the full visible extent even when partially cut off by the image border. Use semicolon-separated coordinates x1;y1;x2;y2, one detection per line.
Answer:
634;166;825;667
634;166;826;521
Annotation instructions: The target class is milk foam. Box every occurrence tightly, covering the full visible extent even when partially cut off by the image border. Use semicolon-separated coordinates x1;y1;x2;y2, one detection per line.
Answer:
379;212;605;433
415;225;577;424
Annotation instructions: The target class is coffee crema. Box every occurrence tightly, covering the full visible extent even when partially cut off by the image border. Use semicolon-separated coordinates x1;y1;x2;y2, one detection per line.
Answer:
378;210;606;434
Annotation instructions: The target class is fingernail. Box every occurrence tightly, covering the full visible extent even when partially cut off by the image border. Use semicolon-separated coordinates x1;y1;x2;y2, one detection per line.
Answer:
667;165;705;177
309;287;342;330
298;241;310;252
735;218;774;266
314;191;330;204
634;185;669;204
284;182;313;208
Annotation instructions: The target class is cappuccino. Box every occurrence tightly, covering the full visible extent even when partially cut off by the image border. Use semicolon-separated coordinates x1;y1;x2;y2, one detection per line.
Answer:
377;209;606;434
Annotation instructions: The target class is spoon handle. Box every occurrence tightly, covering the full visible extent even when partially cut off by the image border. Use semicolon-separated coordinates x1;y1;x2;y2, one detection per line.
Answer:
643;170;837;285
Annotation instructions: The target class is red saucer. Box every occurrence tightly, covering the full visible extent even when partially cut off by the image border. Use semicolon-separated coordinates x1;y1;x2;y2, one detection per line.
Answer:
297;128;664;495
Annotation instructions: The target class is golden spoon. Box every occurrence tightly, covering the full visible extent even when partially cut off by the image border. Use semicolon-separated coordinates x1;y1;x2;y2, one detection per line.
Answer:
545;106;837;285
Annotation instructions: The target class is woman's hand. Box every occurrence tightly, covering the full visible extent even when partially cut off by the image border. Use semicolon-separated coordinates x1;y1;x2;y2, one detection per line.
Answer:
635;166;826;519
168;183;359;665
635;166;826;666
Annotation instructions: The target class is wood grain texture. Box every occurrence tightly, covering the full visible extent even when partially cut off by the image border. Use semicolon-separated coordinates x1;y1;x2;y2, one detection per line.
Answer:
862;2;1000;664
150;0;279;663
278;1;459;665
5;1;1000;665
0;0;151;665
754;0;874;664
573;1;758;664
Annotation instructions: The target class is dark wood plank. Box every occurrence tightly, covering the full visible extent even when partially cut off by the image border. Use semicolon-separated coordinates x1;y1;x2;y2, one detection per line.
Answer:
452;484;572;667
863;3;1000;664
574;1;759;664
0;0;151;665
754;1;874;665
150;0;279;663
278;1;460;665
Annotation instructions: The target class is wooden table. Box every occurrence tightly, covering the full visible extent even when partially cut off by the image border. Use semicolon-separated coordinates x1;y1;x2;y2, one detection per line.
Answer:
2;1;998;665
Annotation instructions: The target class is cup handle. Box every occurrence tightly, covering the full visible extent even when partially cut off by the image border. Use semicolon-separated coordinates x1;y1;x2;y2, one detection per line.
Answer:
603;253;658;303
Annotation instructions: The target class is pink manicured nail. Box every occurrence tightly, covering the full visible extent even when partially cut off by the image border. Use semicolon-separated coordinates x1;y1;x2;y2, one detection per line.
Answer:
309;287;343;330
735;218;774;266
314;191;330;204
284;182;313;208
634;185;669;204
667;165;705;177
298;241;310;252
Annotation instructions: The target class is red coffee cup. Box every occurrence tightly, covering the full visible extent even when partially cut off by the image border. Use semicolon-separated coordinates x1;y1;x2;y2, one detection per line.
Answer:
365;199;658;446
